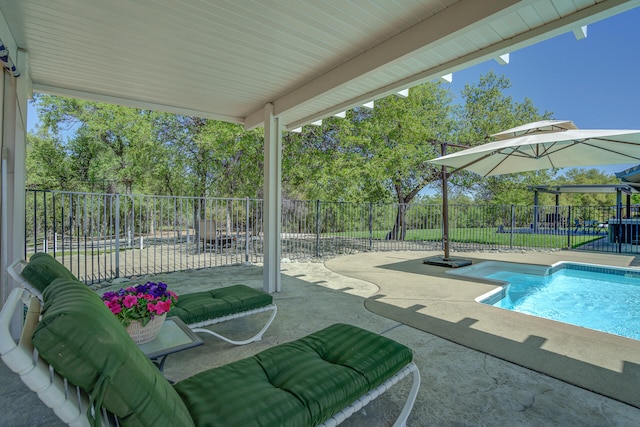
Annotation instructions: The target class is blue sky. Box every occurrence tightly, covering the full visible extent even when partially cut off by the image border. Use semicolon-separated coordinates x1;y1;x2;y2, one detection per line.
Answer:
440;6;640;176
28;7;640;176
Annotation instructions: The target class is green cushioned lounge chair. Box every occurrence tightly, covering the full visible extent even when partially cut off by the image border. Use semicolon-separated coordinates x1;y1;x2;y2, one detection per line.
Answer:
9;254;278;345
0;283;421;426
170;285;277;345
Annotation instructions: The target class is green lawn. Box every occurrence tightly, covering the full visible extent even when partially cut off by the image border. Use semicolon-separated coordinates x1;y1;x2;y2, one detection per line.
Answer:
332;227;603;249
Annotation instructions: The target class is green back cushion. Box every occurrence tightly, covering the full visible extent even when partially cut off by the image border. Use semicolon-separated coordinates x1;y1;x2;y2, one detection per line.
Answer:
175;323;413;426
32;278;194;427
21;252;77;293
170;284;273;324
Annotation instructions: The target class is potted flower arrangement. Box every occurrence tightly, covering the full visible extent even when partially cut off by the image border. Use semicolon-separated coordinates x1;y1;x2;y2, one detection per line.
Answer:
102;282;178;344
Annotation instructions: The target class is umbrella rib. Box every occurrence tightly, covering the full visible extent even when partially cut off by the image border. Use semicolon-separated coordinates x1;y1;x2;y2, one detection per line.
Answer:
444;151;502;175
537;138;640;162
581;138;640;161
485;146;523;176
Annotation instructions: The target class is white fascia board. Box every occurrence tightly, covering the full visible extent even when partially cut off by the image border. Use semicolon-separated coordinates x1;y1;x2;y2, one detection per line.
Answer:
33;84;245;124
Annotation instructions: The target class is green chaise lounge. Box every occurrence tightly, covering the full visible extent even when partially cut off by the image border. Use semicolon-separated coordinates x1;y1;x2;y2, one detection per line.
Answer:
1;275;421;426
9;253;277;345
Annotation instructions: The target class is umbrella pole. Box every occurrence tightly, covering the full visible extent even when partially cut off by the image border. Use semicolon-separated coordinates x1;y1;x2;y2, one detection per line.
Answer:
424;142;471;268
442;163;450;261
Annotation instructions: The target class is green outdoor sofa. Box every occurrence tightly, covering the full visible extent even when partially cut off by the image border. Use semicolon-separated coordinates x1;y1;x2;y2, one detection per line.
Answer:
1;254;421;426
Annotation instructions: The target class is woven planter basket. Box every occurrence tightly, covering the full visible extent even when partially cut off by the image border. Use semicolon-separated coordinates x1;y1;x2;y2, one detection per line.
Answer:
125;313;166;344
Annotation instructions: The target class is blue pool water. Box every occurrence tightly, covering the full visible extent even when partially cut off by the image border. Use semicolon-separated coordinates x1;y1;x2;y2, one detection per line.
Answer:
460;262;640;340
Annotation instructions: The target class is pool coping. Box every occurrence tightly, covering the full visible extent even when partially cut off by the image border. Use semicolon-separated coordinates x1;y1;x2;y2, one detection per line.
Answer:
325;250;640;409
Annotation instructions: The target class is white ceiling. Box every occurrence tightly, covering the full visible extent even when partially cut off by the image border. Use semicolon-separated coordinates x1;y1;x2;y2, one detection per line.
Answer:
1;0;638;130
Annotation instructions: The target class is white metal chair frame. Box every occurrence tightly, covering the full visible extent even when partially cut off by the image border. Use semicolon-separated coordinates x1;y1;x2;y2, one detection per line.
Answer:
0;288;117;427
8;259;43;299
188;303;278;345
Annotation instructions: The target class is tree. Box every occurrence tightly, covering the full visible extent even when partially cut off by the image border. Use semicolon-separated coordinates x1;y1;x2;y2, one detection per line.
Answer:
556;168;618;206
452;70;555;205
153;115;264;199
34;95;161;194
26;131;74;190
322;83;457;239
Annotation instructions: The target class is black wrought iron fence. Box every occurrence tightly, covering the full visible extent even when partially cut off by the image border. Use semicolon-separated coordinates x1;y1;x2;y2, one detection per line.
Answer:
24;190;639;283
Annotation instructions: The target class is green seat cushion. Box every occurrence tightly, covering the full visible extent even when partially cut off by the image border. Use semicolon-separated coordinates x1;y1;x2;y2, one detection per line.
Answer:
21;252;77;293
175;323;413;427
175;357;312;427
32;278;195;427
293;323;413;390
169;284;273;324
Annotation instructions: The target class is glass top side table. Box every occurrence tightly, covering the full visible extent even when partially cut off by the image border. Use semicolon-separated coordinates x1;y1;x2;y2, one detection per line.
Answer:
138;316;204;372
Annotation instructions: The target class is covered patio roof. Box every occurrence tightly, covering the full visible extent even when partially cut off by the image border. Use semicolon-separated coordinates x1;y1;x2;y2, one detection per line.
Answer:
1;0;640;298
2;1;639;130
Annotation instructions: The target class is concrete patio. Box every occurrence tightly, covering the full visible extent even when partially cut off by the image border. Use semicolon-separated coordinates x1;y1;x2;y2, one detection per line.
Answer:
2;249;640;426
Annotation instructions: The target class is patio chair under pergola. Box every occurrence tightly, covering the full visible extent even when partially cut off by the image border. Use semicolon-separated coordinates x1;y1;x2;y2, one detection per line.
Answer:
1;0;639;309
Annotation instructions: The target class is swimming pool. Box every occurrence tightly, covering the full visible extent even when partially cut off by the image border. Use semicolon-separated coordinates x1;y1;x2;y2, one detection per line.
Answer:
449;261;640;340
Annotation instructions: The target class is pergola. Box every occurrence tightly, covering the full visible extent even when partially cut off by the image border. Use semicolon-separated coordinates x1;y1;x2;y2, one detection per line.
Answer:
1;0;639;304
530;182;639;223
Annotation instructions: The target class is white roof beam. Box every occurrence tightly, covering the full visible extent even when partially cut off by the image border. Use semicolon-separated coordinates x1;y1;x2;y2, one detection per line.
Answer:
33;84;245;124
440;73;453;83
573;25;588;40
495;53;510;65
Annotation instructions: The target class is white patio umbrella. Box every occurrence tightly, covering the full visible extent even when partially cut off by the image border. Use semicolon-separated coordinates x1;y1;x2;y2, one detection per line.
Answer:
428;120;640;177
424;120;640;267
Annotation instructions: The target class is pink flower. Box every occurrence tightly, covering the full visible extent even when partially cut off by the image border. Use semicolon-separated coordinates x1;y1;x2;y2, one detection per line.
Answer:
155;300;171;314
105;300;122;314
123;295;138;308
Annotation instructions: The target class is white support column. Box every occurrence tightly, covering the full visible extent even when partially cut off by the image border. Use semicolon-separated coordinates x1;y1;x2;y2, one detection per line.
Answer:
1;50;29;311
262;103;281;293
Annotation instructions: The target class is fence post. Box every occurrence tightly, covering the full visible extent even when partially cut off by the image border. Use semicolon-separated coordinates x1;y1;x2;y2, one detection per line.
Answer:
616;201;622;253
567;206;572;249
315;200;321;258
510;205;515;249
245;197;250;263
369;202;373;251
115;193;120;278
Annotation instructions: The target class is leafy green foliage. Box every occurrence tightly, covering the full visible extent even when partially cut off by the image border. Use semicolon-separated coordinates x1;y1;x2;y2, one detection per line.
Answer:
27;69;626;243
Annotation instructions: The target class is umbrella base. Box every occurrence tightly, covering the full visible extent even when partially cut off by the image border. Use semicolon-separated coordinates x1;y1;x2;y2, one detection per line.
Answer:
423;256;472;268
